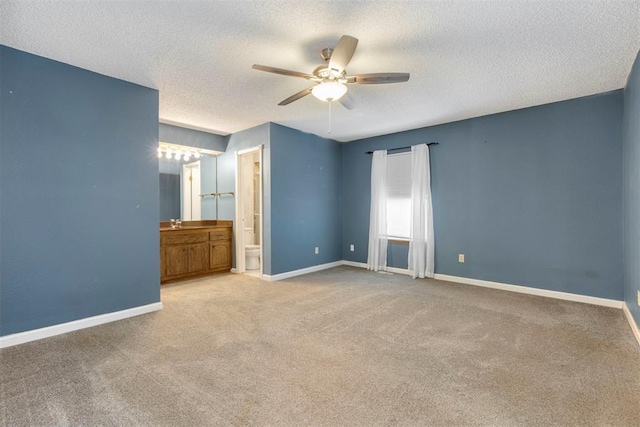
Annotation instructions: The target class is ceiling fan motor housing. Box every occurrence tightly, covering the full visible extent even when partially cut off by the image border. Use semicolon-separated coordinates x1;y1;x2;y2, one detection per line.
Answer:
313;65;345;81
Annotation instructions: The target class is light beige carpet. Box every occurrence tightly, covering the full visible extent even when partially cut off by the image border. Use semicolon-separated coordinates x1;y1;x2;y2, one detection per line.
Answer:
1;266;639;426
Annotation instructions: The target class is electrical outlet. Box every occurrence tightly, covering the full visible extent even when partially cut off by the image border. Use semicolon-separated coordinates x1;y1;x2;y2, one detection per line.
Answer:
458;254;465;263
314;247;319;255
350;244;355;252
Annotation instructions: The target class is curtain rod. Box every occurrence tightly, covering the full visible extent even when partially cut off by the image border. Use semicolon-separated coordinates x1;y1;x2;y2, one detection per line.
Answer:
365;142;438;154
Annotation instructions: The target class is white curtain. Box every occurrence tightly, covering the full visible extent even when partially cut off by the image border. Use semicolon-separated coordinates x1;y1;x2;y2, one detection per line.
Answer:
408;144;434;279
367;150;388;271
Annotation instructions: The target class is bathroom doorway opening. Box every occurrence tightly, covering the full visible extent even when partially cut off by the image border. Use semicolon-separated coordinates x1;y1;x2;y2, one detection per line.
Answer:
235;146;263;277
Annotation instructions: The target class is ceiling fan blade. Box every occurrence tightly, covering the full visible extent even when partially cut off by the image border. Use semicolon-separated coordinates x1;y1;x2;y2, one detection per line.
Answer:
338;92;354;110
328;35;358;74
278;86;314;106
252;64;318;81
346;73;410;84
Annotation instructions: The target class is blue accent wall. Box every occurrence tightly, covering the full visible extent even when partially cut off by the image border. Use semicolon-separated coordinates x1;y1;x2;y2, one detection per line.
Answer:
623;50;640;325
343;92;623;300
218;123;271;272
0;46;160;336
270;123;343;275
159;123;227;152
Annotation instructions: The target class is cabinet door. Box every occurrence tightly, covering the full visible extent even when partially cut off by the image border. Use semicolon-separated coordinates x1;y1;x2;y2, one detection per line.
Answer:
210;241;231;270
165;245;189;277
188;242;210;273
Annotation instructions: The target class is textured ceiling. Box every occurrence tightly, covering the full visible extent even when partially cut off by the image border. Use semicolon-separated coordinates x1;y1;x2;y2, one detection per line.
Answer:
1;1;639;142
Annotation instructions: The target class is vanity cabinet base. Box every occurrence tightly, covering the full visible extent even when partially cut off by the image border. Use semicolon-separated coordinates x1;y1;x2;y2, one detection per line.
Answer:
160;221;232;283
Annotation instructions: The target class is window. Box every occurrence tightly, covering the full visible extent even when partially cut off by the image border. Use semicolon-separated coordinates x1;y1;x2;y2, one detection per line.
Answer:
385;153;411;240
368;144;434;278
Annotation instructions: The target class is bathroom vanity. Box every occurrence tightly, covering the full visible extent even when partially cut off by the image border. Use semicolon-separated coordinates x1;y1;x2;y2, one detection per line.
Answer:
160;220;232;283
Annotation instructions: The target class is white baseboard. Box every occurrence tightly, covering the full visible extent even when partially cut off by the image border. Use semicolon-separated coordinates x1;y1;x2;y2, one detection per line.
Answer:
342;261;411;276
342;260;368;269
262;261;344;282
340;261;622;309
0;302;163;349
434;274;623;308
623;303;640;348
342;262;420;278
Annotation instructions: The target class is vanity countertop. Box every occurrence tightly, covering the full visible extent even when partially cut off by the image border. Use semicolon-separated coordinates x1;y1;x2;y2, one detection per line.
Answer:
159;220;232;231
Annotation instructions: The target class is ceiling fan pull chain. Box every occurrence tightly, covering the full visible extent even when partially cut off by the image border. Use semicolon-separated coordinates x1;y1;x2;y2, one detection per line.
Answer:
328;100;332;135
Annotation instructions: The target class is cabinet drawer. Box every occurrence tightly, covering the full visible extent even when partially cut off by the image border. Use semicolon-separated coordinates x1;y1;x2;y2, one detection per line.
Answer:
162;232;208;245
209;229;231;241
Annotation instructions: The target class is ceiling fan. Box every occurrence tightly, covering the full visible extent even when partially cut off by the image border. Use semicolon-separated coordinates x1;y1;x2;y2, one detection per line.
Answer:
252;35;410;107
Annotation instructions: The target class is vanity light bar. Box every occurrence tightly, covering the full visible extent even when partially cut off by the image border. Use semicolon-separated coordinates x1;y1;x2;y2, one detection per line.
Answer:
157;142;223;161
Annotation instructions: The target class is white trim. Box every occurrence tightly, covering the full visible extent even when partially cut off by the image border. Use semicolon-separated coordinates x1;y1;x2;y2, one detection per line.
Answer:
341;261;622;308
230;268;239;273
387;266;412;276
234;145;264;275
342;260;368;269
236;145;263;156
262;261;344;282
234;151;244;273
343;261;411;276
0;302;163;349
623;303;640;348
433;274;623;308
258;147;264;277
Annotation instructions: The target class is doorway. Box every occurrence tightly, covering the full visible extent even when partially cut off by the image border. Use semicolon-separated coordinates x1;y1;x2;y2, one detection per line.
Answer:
182;161;201;220
235;146;263;277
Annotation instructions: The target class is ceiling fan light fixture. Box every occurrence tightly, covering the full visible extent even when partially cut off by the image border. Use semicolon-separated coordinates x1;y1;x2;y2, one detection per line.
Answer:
312;81;347;102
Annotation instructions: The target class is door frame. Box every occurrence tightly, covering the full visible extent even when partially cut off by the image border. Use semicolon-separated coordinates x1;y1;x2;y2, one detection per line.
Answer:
235;145;263;276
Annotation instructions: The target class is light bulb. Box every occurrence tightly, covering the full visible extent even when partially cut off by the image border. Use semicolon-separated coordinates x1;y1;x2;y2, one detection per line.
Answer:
165;151;172;159
194;151;201;159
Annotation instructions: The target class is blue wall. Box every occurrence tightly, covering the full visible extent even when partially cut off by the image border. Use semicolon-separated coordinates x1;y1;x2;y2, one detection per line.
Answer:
216;123;343;276
218;123;271;272
343;91;624;300
159;123;227;152
623;51;640;325
0;46;160;336
269;124;343;275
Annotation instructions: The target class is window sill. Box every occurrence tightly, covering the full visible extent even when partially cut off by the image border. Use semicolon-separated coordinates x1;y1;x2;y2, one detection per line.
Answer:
388;239;409;246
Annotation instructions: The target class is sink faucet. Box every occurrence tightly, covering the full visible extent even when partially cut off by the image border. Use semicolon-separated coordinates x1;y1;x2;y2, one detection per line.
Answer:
170;219;182;229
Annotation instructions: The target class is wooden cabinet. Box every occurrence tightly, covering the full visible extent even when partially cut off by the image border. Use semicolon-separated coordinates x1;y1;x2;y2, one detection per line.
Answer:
188;242;210;273
209;229;232;271
210;241;231;270
164;245;189;277
160;221;232;283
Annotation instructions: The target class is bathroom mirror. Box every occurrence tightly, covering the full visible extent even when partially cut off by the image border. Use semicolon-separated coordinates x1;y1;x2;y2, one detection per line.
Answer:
158;143;222;221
